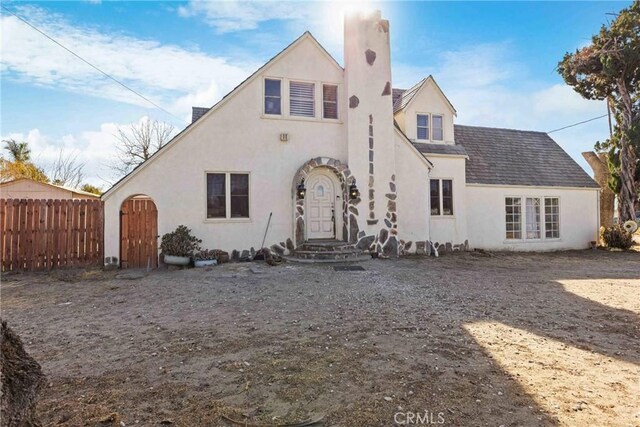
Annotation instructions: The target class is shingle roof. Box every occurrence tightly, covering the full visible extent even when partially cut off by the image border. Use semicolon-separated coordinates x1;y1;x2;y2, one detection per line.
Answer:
393;79;425;113
392;88;406;107
454;125;599;188
413;142;467;156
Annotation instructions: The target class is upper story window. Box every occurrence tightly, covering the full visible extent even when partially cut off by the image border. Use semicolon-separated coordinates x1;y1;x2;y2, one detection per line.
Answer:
432;115;444;141
264;79;281;115
417;113;444;141
290;81;315;117
323;84;338;119
417;114;429;140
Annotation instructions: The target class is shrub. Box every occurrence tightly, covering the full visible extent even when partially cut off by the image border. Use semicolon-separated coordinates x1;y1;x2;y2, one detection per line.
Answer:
160;225;201;257
193;249;217;261
602;225;633;250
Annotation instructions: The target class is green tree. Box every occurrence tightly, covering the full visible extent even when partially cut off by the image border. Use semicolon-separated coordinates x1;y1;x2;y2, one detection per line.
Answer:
558;1;640;222
0;158;49;183
80;183;102;195
0;139;49;183
3;139;31;162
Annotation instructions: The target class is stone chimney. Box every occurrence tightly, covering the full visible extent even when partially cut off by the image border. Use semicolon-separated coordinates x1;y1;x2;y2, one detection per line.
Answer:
191;107;209;124
344;10;398;255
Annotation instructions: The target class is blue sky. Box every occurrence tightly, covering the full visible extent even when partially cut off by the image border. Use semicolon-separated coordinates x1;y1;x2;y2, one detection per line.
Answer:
0;1;631;186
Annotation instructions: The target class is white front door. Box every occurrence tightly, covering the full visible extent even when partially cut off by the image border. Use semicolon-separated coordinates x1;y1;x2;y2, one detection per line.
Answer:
307;174;335;239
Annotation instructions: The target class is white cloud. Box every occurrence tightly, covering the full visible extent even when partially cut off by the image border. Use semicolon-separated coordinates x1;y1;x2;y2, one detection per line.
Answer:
1;117;164;187
1;6;254;122
177;1;311;33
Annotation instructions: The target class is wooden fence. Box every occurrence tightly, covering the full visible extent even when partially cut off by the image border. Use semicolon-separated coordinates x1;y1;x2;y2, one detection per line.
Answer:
0;199;104;272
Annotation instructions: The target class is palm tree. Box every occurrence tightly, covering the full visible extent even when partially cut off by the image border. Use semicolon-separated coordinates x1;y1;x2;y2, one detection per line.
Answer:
3;139;31;162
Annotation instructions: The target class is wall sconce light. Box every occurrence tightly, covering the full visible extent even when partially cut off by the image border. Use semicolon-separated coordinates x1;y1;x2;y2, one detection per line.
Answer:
297;179;306;199
349;178;360;200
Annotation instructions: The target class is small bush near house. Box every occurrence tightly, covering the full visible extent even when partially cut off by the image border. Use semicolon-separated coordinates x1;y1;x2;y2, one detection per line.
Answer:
602;225;633;250
160;225;202;257
193;249;217;261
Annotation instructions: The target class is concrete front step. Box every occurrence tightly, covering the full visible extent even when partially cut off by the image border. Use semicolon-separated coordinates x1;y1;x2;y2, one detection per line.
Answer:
283;253;372;263
298;242;357;252
285;240;369;263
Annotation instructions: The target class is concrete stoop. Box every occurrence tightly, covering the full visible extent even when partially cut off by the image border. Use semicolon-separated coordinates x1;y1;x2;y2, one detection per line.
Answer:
284;240;370;263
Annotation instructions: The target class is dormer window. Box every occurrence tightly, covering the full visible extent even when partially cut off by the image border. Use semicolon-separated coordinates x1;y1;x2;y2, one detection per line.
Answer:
290;81;315;117
432;115;443;141
264;79;281;115
417;114;429;140
417;113;444;141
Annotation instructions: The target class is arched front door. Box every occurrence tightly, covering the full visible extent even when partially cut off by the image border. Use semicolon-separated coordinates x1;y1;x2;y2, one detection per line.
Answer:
306;173;337;239
120;196;158;269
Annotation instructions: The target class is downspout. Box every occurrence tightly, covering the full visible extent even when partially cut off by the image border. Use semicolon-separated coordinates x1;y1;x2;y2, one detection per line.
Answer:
596;188;601;245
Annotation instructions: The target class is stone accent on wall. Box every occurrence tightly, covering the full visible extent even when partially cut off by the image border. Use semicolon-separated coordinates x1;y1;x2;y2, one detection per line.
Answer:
382;81;391;96
367;115;376;224
401;239;470;256
365;49;376;65
292;157;359;247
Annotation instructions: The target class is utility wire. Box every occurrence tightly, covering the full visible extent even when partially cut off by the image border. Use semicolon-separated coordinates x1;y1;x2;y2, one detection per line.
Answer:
547;114;608;134
1;5;183;122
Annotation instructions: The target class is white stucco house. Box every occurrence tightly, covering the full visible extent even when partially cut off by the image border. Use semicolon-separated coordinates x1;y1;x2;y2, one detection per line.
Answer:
102;11;600;267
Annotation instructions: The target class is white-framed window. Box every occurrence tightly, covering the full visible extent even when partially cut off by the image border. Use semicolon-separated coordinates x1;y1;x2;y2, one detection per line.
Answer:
432;114;444;141
417;114;429;140
290;81;315;117
430;179;453;216
525;197;541;239
505;197;522;239
545;197;560;238
207;173;249;219
322;84;338;119
264;78;281;115
505;196;560;240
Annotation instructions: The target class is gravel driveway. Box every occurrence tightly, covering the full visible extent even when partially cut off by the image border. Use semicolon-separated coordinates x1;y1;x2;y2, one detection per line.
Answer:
1;250;639;426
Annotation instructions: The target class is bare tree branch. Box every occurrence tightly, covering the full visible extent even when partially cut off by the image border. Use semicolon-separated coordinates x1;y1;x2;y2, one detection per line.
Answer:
111;117;175;178
48;148;85;189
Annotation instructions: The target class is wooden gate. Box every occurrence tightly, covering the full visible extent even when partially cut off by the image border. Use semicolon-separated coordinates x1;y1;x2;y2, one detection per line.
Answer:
120;198;158;269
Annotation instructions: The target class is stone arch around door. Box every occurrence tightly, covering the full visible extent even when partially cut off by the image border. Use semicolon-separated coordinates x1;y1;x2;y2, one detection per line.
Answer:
292;157;360;247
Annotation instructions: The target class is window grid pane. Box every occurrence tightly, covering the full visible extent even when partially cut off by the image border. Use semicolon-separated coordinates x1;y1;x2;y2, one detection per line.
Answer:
432;115;443;141
430;179;440;215
545;197;560;238
525;198;541;239
505;197;522;239
323;84;338;119
417;114;429;140
207;173;226;218
442;179;453;215
264;79;281;115
230;174;249;218
290;81;315;117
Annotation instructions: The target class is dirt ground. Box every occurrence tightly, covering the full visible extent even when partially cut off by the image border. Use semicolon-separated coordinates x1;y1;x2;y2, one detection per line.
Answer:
1;250;639;427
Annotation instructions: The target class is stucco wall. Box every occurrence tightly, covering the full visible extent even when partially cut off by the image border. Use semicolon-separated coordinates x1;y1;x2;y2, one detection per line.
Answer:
465;184;599;251
428;156;468;246
103;36;346;258
399;79;455;144
394;133;430;249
